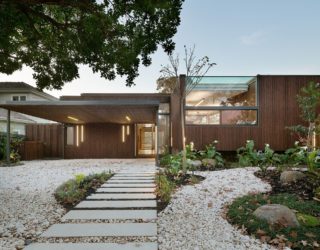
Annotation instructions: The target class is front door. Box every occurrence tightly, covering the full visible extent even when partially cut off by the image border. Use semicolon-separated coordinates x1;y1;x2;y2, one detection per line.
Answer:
136;124;155;157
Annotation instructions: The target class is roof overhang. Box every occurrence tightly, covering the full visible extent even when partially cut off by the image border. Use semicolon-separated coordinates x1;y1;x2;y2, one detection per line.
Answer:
0;99;162;124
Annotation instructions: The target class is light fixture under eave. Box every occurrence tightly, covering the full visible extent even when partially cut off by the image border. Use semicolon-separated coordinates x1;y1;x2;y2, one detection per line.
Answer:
126;125;130;136
68;116;79;122
125;116;131;122
80;125;84;142
121;125;125;143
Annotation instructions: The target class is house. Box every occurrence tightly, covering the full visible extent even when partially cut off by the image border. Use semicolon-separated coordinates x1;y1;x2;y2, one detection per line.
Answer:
0;75;319;161
0;82;58;135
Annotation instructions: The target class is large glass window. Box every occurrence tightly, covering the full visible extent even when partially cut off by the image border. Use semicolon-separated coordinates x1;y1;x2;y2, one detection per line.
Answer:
185;76;258;125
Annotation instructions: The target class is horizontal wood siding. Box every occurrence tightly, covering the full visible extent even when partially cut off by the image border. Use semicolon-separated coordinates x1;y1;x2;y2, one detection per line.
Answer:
64;123;135;159
25;124;63;158
185;75;320;151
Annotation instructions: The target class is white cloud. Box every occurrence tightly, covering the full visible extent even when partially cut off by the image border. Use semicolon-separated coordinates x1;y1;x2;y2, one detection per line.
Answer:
240;31;266;45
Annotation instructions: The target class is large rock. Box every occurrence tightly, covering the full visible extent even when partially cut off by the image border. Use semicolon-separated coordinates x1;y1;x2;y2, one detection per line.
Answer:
280;170;305;185
202;158;216;169
188;160;202;169
253;204;300;227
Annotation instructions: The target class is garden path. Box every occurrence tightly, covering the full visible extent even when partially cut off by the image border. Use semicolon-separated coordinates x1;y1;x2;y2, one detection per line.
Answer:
24;171;158;250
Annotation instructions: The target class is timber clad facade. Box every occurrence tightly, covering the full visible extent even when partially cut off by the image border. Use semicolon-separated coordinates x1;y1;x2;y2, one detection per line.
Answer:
1;75;319;160
185;75;320;151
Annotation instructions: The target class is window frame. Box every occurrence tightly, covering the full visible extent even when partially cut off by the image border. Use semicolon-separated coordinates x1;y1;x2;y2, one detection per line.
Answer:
184;76;260;127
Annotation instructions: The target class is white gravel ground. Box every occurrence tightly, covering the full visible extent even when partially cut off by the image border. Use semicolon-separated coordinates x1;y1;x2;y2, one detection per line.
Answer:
1;160;276;250
0;159;156;250
158;167;275;250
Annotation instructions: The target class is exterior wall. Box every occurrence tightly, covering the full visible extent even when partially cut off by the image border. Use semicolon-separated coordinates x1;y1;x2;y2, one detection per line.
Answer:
25;124;64;158
185;75;320;151
64;123;135;159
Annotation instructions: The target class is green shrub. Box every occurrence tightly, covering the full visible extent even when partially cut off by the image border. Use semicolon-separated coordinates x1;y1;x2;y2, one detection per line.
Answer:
284;142;308;166
156;173;175;203
199;140;224;167
55;171;113;208
0;134;24;163
237;140;259;167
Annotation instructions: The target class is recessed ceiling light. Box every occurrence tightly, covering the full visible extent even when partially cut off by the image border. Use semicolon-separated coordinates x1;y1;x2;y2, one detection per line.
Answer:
68;116;79;121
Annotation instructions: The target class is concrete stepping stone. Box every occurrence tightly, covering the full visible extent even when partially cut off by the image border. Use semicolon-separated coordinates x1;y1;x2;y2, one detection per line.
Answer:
41;223;157;237
62;209;157;220
87;193;156;200
76;200;157;208
108;179;154;183
101;183;155;188
96;187;155;193
111;176;155;180
24;242;158;250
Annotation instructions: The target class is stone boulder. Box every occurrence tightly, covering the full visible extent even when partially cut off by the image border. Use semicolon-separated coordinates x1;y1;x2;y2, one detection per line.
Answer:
188;160;202;169
280;170;305;185
253;204;300;227
202;158;216;169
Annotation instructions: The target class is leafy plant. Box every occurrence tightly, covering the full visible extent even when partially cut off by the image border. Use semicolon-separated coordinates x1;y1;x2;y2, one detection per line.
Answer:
237;140;259;167
307;150;320;177
55;171;113;208
256;144;282;173
0;133;24;163
284;142;308;166
199;140;224;168
156;173;175;204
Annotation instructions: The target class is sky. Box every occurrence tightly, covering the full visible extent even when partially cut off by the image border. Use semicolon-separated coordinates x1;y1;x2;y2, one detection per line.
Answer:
1;0;320;98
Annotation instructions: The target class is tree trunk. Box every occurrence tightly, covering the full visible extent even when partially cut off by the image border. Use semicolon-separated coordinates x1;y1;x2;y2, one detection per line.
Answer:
180;98;187;172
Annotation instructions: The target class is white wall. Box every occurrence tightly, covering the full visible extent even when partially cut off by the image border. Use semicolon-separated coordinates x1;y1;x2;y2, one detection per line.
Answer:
0;121;26;135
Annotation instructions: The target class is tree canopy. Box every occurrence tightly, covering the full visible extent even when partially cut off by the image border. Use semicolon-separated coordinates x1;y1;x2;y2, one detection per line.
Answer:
0;0;183;90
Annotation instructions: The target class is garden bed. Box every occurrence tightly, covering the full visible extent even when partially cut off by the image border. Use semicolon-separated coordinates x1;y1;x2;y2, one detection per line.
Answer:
54;172;113;210
227;193;320;249
254;169;320;200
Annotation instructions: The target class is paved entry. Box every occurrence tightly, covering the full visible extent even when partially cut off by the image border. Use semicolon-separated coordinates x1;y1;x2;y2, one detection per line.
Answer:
25;171;158;250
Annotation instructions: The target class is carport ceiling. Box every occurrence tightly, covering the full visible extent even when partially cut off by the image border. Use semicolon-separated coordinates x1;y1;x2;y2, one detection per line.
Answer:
0;100;160;124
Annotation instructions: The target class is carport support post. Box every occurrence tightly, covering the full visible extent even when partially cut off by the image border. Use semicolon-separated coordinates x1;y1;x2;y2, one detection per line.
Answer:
6;109;11;165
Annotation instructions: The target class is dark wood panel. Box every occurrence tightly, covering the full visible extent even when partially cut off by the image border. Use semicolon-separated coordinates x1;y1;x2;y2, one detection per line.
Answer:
65;123;135;159
186;75;320;151
20;141;44;160
25;124;63;158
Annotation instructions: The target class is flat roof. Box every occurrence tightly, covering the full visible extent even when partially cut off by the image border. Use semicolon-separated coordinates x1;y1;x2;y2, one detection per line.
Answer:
0;95;168;124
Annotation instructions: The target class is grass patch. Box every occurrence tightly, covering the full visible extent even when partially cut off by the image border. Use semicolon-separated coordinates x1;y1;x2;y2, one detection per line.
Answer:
54;171;113;209
227;193;320;249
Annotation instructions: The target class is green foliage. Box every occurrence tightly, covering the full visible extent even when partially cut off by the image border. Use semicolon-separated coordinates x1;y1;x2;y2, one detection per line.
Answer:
74;173;85;185
297;213;320;227
227;193;320;249
307;150;320;178
55;171;113;208
199;141;224;167
0;133;24;163
288;81;320;149
156;173;175;203
237;140;259;167
237;141;283;171
0;1;183;89
284;142;308;166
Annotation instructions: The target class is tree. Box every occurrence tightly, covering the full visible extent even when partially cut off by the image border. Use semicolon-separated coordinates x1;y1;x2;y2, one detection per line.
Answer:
158;45;215;171
289;81;320;149
0;0;184;90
